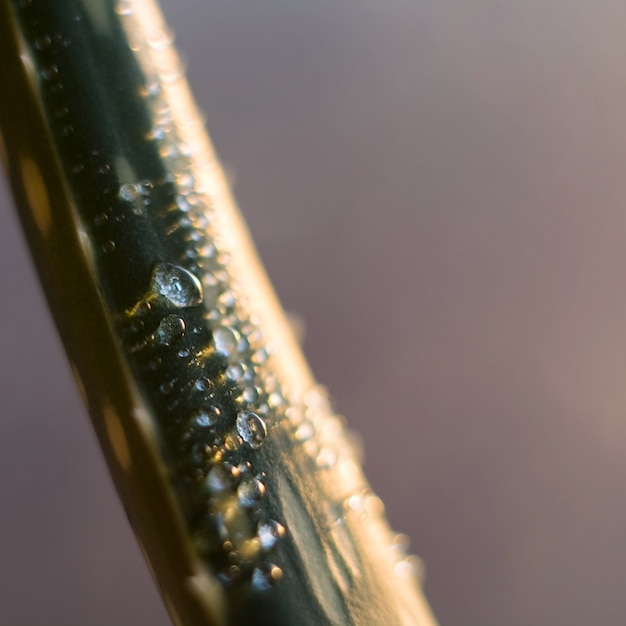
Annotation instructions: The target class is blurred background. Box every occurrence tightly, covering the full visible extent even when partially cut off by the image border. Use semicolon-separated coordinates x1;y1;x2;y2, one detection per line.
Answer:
2;0;626;624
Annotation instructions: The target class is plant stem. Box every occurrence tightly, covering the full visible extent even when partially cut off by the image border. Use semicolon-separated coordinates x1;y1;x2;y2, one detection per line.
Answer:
0;1;437;624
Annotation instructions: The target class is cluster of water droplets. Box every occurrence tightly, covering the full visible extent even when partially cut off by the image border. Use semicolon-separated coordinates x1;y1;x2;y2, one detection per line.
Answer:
121;252;287;588
19;0;426;596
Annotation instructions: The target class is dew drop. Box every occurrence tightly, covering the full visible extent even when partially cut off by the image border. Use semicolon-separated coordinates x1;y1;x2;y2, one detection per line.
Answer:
41;65;58;80
212;326;240;359
130;319;145;333
154;315;185;346
102;240;116;254
189;406;221;429
138;180;153;195
118;182;138;202
194;377;211;392
189;442;208;467
35;35;52;50
295;420;315;442
237;476;266;508
226;363;245;382
115;0;134;15
236;412;267;450
243;387;259;403
159;380;174;394
251;563;283;591
94;212;108;227
206;465;230;493
257;520;286;552
147;357;162;371
150;262;203;308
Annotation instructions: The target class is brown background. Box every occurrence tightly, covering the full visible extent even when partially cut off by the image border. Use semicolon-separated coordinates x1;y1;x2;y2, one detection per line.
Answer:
2;1;626;624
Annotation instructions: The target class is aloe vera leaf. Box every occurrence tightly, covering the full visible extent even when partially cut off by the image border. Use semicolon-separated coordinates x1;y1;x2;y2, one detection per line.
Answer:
0;1;438;625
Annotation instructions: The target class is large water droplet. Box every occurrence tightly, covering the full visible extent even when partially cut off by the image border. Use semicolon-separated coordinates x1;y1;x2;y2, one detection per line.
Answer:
236;412;267;450
257;520;286;552
212;326;240;359
150;262;203;308
154;315;185;346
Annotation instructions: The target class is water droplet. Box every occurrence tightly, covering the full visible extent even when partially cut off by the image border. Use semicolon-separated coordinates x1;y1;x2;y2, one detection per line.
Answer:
251;563;283;591
147;357;162;371
150;262;203;308
206;465;230;493
177;347;190;358
35;35;52;50
226;363;245;382
94;212;108;227
41;65;59;80
237;476;266;508
243;387;259;403
236;412;267;450
115;0;134;15
194;377;211;392
136;301;152;316
316;447;337;469
257;520;286;552
130;318;144;333
295;420;315;442
252;347;269;364
138;180;153;195
159;380;174;394
154;315;185;346
102;240;116;254
176;195;191;212
213;326;240;359
118;183;138;202
189;406;221;429
394;556;421;581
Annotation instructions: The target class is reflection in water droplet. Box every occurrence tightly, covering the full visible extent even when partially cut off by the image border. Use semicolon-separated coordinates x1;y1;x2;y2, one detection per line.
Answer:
236;412;267;450
237;477;266;508
154;315;185;346
150;262;203;308
212;325;240;358
257;520;286;552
